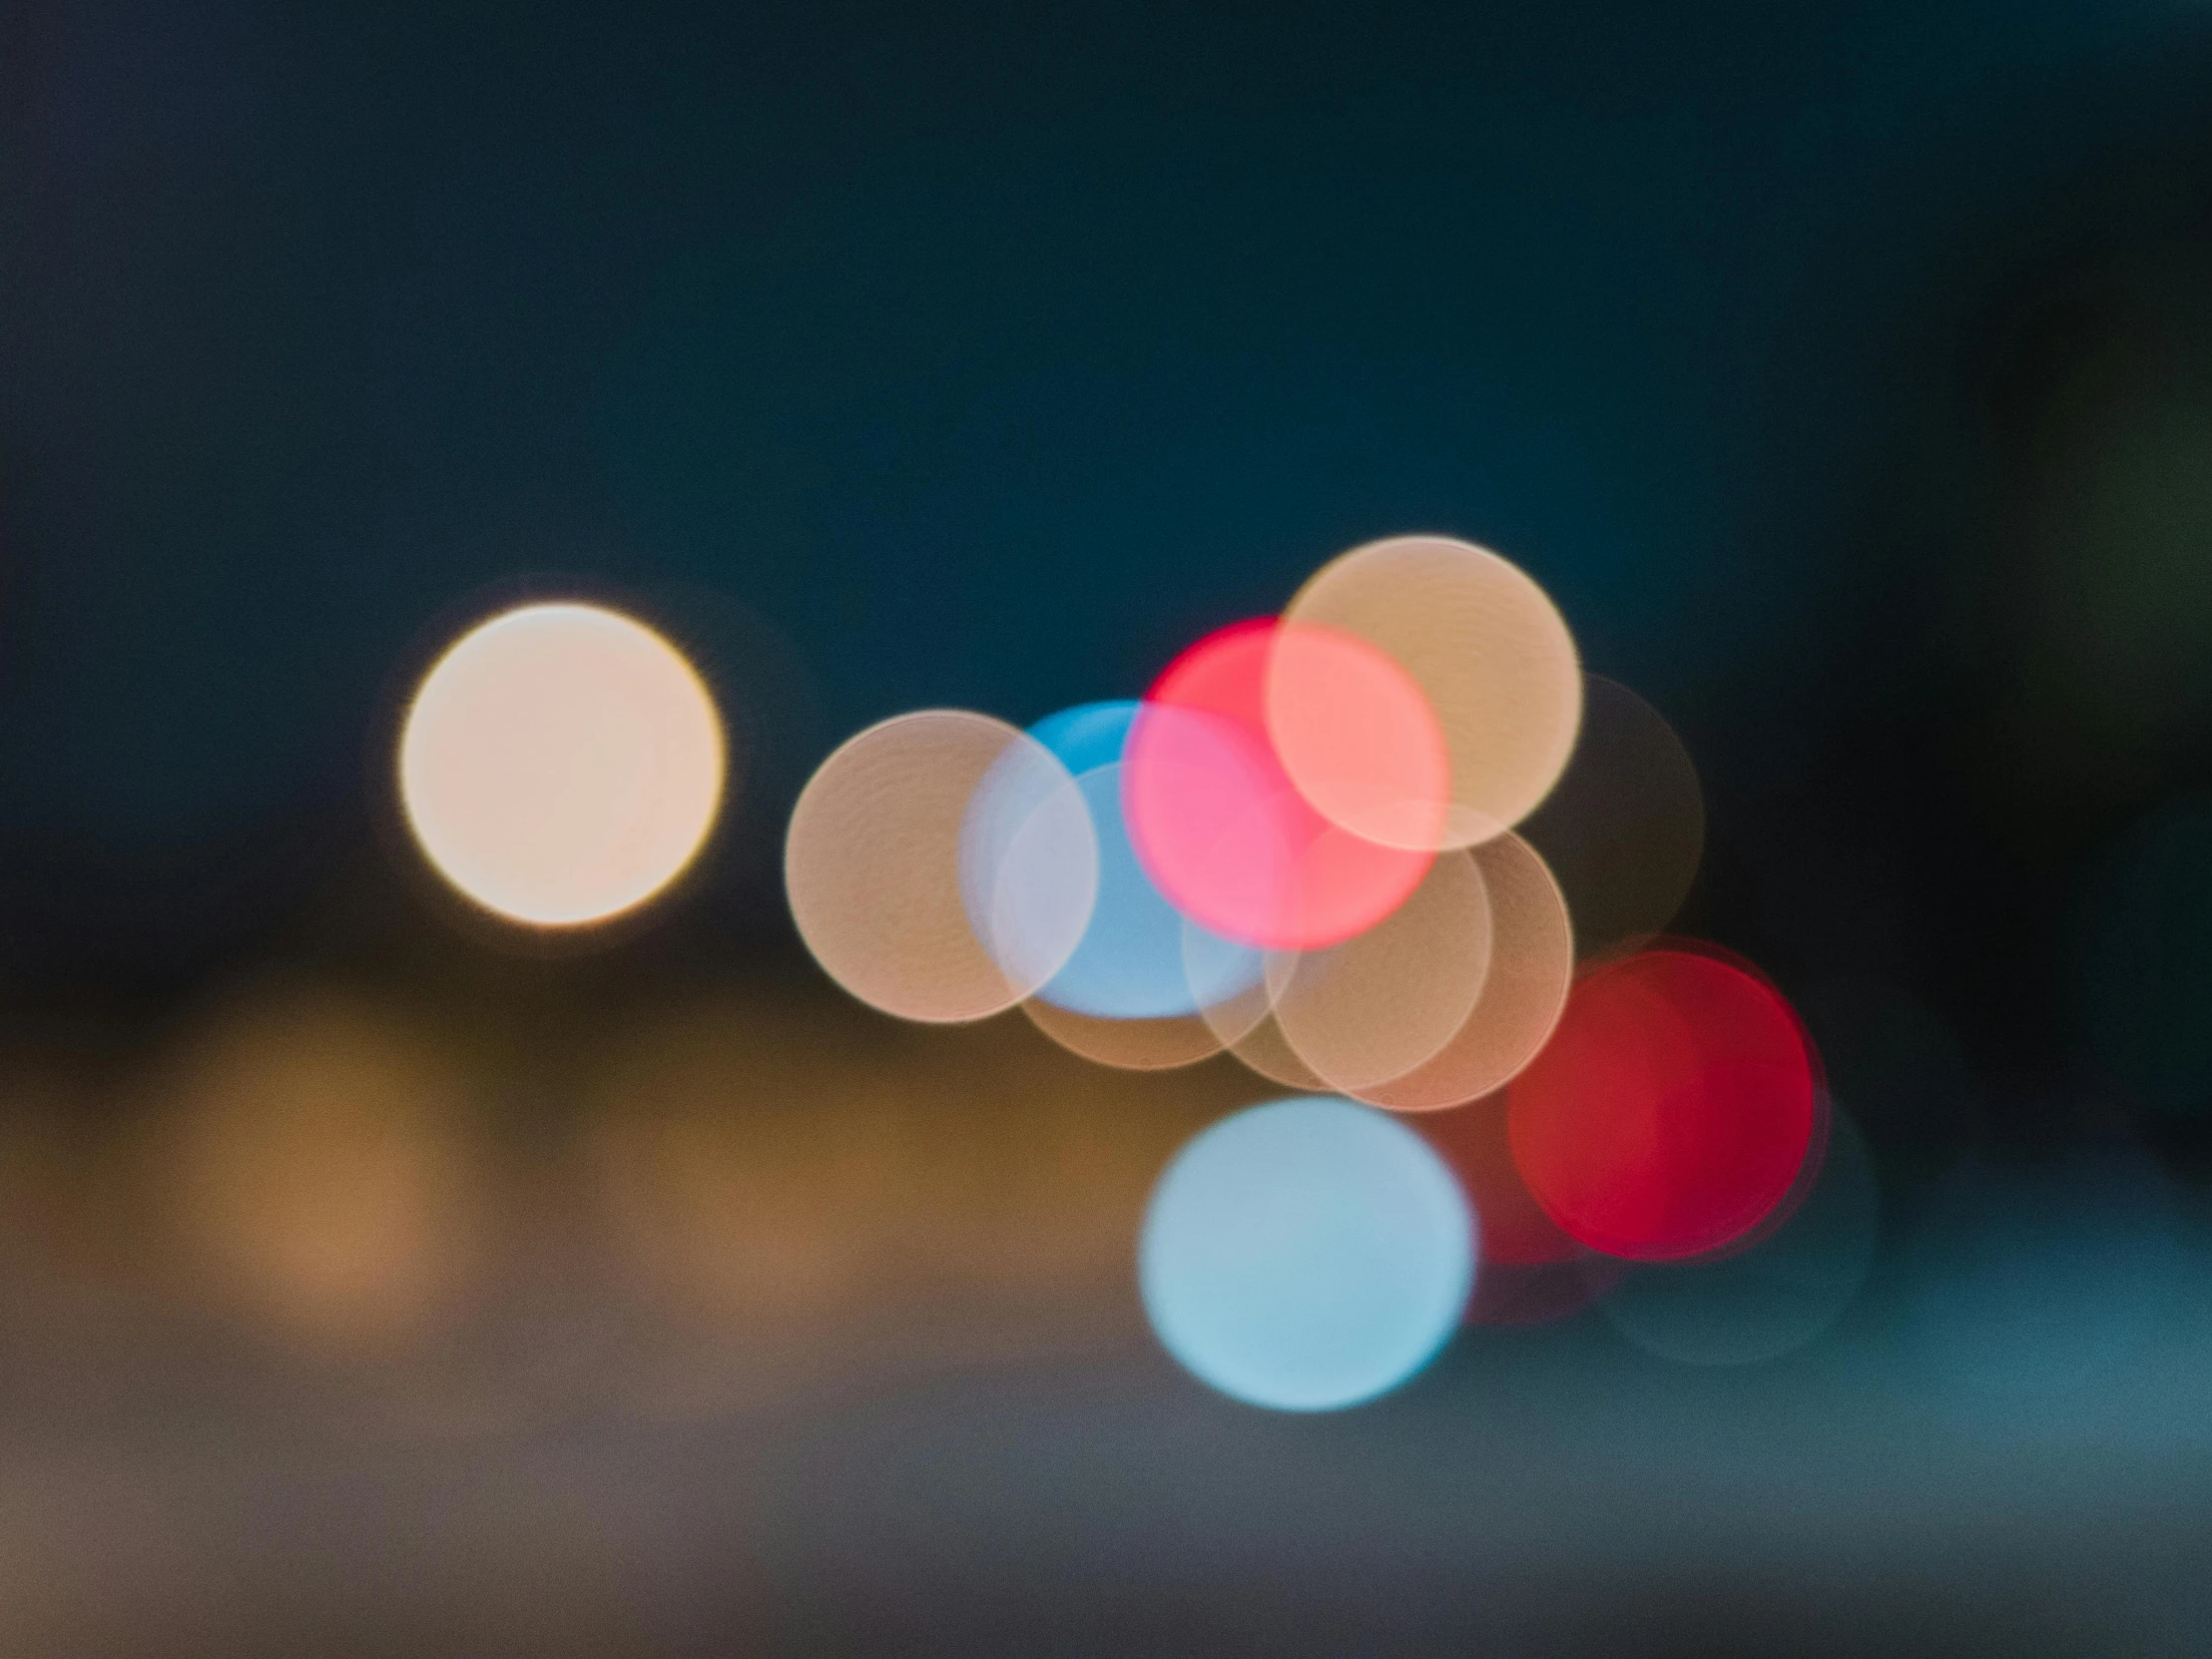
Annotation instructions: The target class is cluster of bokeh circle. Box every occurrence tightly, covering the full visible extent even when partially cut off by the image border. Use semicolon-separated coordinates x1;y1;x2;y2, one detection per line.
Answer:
388;538;1870;1415
782;534;1856;1410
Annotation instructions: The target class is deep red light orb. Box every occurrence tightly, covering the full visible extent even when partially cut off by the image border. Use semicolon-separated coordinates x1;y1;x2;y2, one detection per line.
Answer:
1505;946;1819;1262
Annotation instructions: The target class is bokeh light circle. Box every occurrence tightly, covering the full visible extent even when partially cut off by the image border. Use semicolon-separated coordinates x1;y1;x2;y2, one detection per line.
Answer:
1019;997;1229;1071
1008;702;1267;1067
1038;763;1266;1020
1219;1012;1333;1092
1123;621;1435;950
1418;1094;1583;1270
786;711;1096;1023
958;731;1108;996
398;602;726;926
1186;920;1305;1081
1262;620;1450;850
1269;848;1492;1094
1353;830;1573;1112
1414;1089;1627;1325
1284;535;1581;847
1507;946;1820;1261
1518;675;1704;959
1140;1097;1472;1411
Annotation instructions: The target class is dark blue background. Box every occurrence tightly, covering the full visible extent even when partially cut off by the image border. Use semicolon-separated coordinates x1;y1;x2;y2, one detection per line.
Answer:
5;1;2212;1156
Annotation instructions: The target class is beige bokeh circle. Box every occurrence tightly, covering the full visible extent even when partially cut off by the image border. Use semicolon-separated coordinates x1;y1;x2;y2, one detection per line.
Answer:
1020;1001;1231;1072
1268;846;1493;1094
1220;1013;1332;1093
1352;830;1573;1112
1285;535;1581;847
786;711;1097;1024
399;602;727;927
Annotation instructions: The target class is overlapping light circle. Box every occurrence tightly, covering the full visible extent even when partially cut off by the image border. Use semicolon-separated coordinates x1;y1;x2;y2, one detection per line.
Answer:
378;533;1826;1413
1507;946;1823;1262
1122;620;1440;951
776;530;1826;1410
1596;1104;1878;1365
786;712;1096;1023
1351;830;1573;1112
1284;535;1582;848
1266;847;1492;1094
1518;674;1704;959
1413;1092;1620;1328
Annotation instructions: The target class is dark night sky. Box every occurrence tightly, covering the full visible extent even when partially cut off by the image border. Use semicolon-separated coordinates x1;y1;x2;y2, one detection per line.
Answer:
5;0;2212;1087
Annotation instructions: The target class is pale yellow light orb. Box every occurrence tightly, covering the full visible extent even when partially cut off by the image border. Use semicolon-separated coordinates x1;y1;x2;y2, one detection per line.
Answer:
398;602;726;927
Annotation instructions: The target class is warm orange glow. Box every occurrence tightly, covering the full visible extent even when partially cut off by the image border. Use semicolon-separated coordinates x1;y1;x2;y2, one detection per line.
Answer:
146;984;484;1355
399;602;727;927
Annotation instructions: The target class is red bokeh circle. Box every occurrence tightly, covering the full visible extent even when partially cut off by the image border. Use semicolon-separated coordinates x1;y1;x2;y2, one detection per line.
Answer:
1122;620;1438;951
1505;946;1820;1262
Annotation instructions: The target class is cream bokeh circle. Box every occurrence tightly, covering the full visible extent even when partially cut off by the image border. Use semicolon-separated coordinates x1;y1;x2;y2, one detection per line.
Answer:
1352;830;1573;1112
1285;535;1582;847
399;602;727;927
1019;1000;1229;1072
1268;847;1494;1094
785;711;1097;1024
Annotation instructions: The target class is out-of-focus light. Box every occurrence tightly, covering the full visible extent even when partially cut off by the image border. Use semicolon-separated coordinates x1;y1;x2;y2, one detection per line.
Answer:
1414;1090;1627;1326
1019;997;1231;1071
1417;1094;1583;1268
398;602;727;927
1284;535;1581;848
1416;1089;1631;1322
1041;758;1267;1020
1518;675;1703;959
1598;1104;1879;1365
1353;830;1573;1111
1140;1097;1471;1410
1009;703;1268;1069
1026;700;1144;779
145;983;483;1355
1269;848;1492;1094
1262;619;1451;850
579;984;1196;1398
959;724;1106;994
786;712;1096;1023
1123;621;1436;950
1212;999;1327;1092
1214;1009;1331;1092
1507;946;1820;1261
2072;793;2212;1116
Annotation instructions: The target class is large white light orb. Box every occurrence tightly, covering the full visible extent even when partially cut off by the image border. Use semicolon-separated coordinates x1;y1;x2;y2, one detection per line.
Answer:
399;602;726;927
